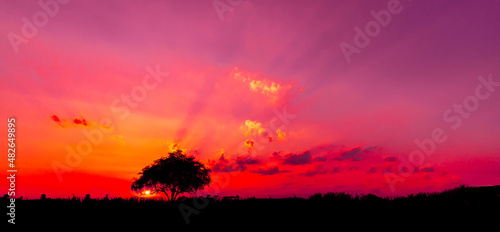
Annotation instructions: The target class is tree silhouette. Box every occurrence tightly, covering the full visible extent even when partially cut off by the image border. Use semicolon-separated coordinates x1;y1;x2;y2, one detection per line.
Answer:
131;150;211;201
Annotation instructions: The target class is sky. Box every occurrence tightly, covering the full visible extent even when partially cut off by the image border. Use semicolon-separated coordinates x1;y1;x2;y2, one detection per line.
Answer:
1;0;499;199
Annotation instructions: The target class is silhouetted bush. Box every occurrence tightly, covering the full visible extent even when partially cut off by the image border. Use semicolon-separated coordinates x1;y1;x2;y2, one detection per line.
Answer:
3;185;498;228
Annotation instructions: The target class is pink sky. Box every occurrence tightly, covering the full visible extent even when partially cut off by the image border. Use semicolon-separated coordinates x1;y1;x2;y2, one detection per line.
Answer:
1;0;499;199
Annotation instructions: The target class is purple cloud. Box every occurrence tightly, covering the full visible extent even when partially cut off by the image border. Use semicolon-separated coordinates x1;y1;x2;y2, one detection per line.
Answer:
251;167;289;175
367;167;377;174
282;150;312;165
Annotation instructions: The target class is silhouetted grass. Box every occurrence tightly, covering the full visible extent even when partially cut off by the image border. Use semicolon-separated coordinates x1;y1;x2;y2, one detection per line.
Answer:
3;185;499;228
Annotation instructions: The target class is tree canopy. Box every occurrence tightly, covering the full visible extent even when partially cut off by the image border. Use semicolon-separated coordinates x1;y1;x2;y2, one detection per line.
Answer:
131;150;211;201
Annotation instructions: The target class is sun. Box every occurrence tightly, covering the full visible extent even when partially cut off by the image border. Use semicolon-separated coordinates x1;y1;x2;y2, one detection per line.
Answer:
144;190;151;195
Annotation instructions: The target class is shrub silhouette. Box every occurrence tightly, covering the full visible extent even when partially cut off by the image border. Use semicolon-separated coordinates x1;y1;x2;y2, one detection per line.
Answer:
2;185;498;227
131;149;211;201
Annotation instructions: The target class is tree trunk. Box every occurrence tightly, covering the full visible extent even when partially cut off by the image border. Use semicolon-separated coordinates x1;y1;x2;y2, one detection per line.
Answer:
170;191;176;201
173;191;179;201
162;190;171;201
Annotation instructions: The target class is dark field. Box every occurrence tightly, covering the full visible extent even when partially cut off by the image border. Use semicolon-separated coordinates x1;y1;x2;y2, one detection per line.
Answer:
4;185;499;229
